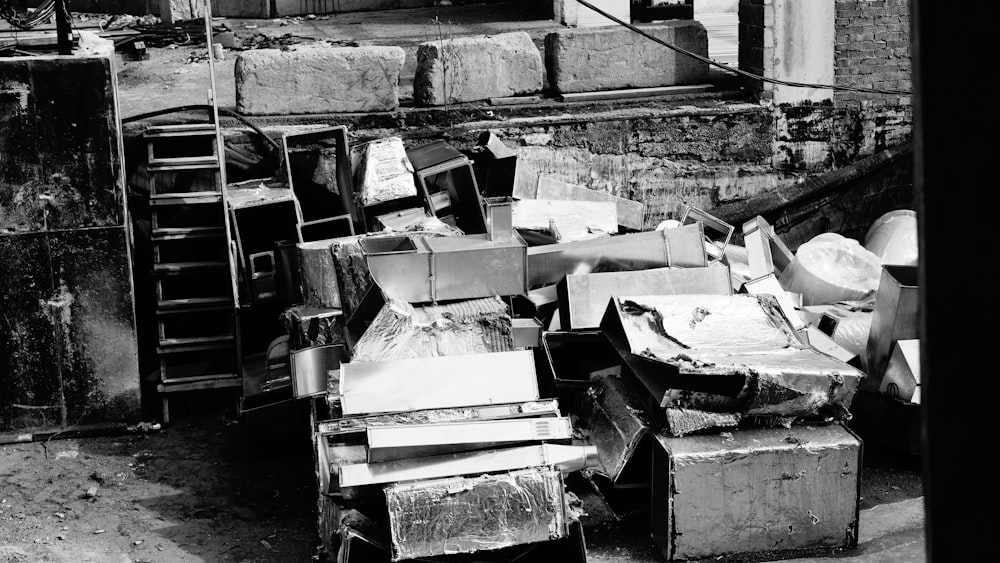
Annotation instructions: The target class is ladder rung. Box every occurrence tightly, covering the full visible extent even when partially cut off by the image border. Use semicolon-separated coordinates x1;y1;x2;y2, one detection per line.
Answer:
157;297;233;310
158;376;242;393
150;193;222;206
152;227;225;241
157;338;236;355
147;157;220;172
144;124;218;138
158;335;235;348
154;261;228;275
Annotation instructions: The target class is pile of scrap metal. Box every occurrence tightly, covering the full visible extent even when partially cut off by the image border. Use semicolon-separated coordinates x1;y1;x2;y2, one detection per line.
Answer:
231;126;916;561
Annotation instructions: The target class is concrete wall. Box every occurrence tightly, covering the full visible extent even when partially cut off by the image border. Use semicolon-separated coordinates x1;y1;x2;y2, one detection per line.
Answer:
0;55;140;432
738;0;834;104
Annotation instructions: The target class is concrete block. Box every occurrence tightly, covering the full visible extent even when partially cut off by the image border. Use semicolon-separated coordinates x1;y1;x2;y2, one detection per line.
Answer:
545;21;709;94
414;32;543;106
236;45;406;115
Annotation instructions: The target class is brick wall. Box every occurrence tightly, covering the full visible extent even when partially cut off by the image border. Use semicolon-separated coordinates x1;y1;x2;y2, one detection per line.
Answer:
834;0;912;109
737;0;766;81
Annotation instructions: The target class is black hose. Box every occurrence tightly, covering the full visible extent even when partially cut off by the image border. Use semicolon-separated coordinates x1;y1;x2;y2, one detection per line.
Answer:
122;104;284;162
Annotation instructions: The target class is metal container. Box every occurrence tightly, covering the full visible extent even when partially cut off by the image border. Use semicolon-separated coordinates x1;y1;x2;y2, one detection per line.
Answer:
360;233;528;303
526;222;706;288
651;424;862;560
862;265;918;387
290;344;348;399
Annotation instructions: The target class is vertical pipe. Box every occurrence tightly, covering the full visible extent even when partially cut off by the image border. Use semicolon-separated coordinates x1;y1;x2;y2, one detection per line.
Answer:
54;0;72;55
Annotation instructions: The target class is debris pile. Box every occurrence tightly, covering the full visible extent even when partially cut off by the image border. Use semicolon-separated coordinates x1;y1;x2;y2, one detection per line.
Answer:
153;123;919;560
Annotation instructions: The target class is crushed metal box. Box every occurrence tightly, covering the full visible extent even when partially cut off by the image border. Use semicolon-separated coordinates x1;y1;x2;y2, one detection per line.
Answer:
652;424;862;560
384;468;568;561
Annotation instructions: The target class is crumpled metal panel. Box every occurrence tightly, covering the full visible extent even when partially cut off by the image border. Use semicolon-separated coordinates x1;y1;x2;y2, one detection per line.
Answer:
652;424;861;560
580;373;658;487
350;296;513;363
384;468;568;561
601;294;864;420
664;408;740;437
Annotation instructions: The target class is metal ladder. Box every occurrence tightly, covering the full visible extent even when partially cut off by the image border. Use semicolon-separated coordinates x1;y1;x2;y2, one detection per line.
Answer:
146;1;242;423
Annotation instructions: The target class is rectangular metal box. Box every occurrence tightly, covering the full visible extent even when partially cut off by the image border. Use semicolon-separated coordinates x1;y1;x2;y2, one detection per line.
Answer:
863;265;918;388
652;424;862;560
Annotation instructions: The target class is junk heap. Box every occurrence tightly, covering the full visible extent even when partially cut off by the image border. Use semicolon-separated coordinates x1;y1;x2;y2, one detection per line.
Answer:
148;123;920;561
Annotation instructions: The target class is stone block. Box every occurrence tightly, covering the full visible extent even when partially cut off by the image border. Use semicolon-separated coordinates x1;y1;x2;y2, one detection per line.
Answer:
414;32;543;106
236;45;406;115
545;21;709;94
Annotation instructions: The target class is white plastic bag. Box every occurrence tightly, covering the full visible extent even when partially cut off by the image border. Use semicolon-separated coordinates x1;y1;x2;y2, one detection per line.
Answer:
864;209;918;266
779;232;883;306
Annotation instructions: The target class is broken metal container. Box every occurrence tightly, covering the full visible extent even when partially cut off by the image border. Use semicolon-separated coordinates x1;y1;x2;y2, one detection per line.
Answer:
600;294;865;420
579;372;660;488
651;424;862;560
862;265;918;388
557;265;732;331
384;468;568;561
407;139;488;235
281;306;344;350
365;416;574;463
282;126;359;232
527;222;707;288
338;350;540;416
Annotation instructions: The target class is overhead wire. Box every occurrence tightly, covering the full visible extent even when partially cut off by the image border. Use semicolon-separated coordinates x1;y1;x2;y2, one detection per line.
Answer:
575;0;911;96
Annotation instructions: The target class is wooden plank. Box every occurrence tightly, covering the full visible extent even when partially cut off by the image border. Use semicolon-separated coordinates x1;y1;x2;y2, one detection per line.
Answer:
559;84;715;102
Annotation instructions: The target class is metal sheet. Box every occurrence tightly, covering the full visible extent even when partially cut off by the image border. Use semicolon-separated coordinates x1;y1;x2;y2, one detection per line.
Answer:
316;399;562;437
338;350;540;416
385;468;567;561
558;265;732;330
526;223;707;288
680;205;733;261
536;176;645;231
290;344;348;398
338;443;600;488
651;424;861;560
879;339;920;403
862;265;918;387
366;417;573;463
513;199;618;242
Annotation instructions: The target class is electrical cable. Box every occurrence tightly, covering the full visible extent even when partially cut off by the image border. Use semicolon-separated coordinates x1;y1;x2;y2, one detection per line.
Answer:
576;0;911;96
1;0;57;31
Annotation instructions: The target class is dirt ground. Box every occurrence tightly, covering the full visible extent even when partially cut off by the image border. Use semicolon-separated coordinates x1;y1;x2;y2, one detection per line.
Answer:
1;406;924;563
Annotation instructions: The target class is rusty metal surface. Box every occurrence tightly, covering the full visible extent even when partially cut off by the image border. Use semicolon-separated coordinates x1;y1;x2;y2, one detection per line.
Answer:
1;55;139;431
384;468;567;561
651;424;861;560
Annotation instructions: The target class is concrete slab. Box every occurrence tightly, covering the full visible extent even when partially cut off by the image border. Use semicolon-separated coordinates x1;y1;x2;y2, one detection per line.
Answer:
414;31;543;105
545;21;710;94
235;44;406;114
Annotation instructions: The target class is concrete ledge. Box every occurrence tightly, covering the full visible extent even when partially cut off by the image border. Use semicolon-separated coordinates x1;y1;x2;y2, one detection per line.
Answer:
235;45;406;115
414;32;543;106
545;21;710;94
